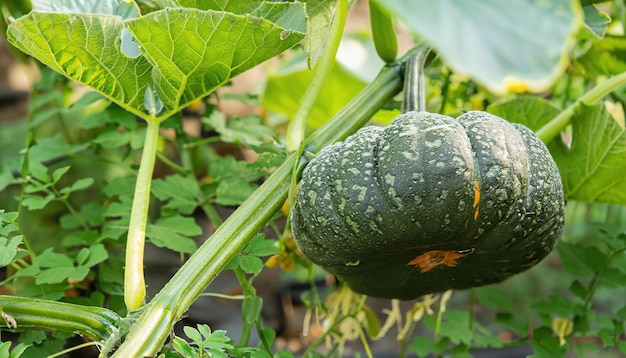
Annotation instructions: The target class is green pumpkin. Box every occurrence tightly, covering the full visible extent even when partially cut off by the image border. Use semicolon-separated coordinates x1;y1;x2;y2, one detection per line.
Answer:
291;110;564;300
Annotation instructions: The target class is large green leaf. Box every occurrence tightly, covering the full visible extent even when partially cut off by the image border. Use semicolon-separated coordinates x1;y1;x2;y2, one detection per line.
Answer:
175;0;307;31
33;0;140;19
551;103;626;204
574;36;626;77
7;5;305;121
178;0;337;66
374;0;583;94
487;97;561;132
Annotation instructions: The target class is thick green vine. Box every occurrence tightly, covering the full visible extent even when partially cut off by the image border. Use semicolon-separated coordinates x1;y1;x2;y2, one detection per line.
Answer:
106;47;422;357
536;72;626;144
0;296;122;341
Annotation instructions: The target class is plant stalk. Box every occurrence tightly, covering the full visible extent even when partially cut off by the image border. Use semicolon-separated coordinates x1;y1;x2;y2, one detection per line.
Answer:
124;119;161;311
108;52;414;357
401;49;429;113
0;295;121;341
285;0;349;152
536;71;626;143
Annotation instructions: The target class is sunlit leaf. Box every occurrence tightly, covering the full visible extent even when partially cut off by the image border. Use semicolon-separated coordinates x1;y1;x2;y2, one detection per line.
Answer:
7;6;305;121
374;0;583;94
551;103;626;204
33;0;140;19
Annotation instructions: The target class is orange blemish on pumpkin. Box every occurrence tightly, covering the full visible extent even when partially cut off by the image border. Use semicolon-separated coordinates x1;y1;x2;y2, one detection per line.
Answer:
472;180;481;220
408;250;470;273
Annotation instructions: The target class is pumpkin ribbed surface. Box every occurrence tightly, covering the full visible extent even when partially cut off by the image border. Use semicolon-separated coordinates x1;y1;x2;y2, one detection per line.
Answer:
291;111;564;300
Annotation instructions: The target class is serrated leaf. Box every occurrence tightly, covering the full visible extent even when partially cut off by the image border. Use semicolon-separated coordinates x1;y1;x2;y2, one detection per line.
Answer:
36;248;73;268
215;179;258;206
599;267;626;289
36;266;75;284
244;234;278;257
437;310;473;344
374;0;583;94
151;174;200;215
0;210;19;224
203;113;277;147
83;244;109;267
76;247;90;265
598;328;615;347
103;196;133;218
196;324;212;339
411;335;434;357
569;280;587;300
51;166;71;184
173;337;195;357
183;325;203;343
68;266;90;281
487;97;562;132
7;7;305;120
574;36;626;77
66;177;95;192
531;295;578;317
0;236;23;267
27;135;90;167
558;242;594;277
474;287;514;311
551;103;626;204
21;193;55;210
0;222;19;236
146;215;201;253
6;342;29;358
242;255;264;274
93;129;134;148
103;177;136;198
178;0;307;32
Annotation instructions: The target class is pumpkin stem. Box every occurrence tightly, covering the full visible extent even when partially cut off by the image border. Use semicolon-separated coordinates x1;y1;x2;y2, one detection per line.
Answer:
401;48;430;113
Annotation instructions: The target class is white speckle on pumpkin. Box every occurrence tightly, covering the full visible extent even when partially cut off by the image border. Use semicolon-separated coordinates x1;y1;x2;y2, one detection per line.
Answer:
384;172;396;186
425;139;443;148
306;191;317;206
352;185;368;201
